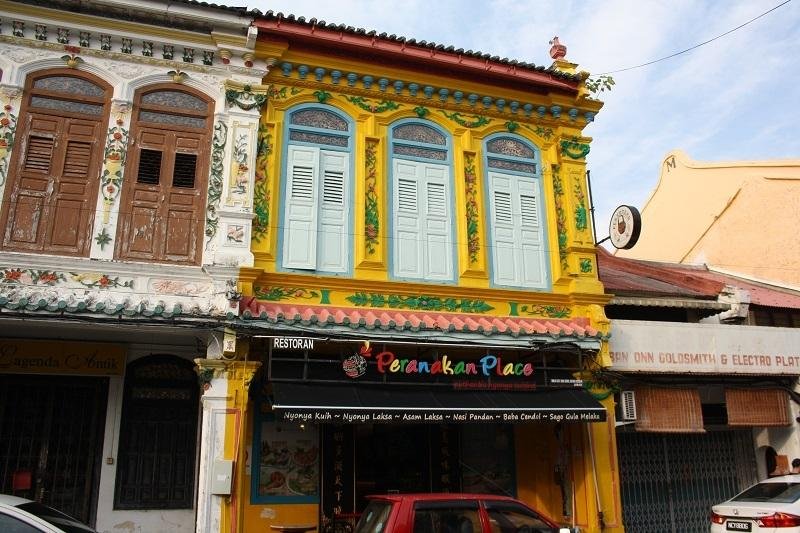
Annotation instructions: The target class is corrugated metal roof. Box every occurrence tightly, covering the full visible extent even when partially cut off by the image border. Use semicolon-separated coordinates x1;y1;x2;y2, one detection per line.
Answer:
598;246;800;310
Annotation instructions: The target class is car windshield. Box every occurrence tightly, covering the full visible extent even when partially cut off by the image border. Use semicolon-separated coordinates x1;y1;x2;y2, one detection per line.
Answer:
732;482;800;503
16;502;97;533
355;501;393;533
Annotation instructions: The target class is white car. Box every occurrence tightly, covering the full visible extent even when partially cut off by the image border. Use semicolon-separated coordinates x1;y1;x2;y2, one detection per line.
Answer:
0;495;97;533
710;474;800;532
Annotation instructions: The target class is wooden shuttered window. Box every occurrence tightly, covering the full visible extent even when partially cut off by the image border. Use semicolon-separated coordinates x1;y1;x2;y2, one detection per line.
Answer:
392;159;453;281
282;146;349;273
116;84;211;265
0;70;109;256
488;171;546;288
726;388;790;427
634;387;705;433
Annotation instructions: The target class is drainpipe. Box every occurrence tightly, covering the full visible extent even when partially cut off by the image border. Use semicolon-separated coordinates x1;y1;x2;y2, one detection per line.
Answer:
587;424;606;529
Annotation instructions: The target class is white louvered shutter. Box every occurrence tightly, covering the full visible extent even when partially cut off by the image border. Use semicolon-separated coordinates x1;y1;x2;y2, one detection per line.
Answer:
283;146;319;269
518;178;546;286
317;150;348;273
422;163;452;280
393;160;424;278
490;172;519;285
490;171;546;288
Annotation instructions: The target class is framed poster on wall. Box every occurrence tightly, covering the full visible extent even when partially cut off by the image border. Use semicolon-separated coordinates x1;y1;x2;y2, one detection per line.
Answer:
251;412;320;504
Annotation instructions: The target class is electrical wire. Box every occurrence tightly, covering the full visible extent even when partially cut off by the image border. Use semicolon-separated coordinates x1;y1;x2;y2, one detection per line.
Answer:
596;0;793;75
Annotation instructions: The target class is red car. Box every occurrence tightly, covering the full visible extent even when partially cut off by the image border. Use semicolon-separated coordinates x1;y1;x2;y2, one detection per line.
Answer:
354;493;578;533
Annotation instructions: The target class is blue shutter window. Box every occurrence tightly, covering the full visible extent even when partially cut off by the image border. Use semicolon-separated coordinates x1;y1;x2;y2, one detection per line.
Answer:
282;106;352;273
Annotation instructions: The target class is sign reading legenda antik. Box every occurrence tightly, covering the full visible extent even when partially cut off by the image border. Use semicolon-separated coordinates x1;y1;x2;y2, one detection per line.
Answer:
0;339;126;376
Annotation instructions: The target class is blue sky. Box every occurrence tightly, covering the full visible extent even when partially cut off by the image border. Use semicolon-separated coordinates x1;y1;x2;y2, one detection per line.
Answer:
245;0;800;242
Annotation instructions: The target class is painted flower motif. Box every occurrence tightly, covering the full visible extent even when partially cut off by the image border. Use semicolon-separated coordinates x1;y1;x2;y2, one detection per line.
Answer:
238;163;248;173
3;105;11;112
293;290;305;297
106;185;115;194
38;272;58;284
107;152;120;160
112;132;123;140
0;118;9;127
370;105;377;112
365;224;378;239
0;140;7;147
98;275;110;287
116;118;124;126
4;269;22;281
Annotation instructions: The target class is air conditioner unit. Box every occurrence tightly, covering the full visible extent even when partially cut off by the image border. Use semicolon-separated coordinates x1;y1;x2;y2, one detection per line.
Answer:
620;390;637;421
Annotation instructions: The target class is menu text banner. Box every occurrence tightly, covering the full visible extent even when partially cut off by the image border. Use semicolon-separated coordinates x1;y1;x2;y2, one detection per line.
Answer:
609;320;800;375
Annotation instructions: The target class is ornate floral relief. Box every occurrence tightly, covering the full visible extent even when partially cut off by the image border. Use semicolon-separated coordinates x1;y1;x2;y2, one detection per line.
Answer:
267;85;303;100
0;268;134;289
225;85;267;111
364;140;379;255
226;224;246;245
228;129;250;201
552;166;569;272
579;258;593;273
439;110;490;128
252;124;272;244
464;153;480;264
343;96;400;113
509;302;572;318
0;104;19;186
560;137;590;159
152;279;211;296
205;121;227;248
345;292;495;314
100;118;129;223
254;286;320;301
574;182;588;232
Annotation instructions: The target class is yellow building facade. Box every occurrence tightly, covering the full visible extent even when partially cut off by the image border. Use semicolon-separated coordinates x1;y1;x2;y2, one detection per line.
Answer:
208;16;623;533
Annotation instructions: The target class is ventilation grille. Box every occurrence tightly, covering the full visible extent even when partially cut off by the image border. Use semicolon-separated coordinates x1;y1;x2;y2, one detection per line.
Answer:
620;390;637;421
172;153;197;188
63;141;92;179
397;179;417;212
493;191;512;224
520;194;538;227
290;165;314;200
136;149;162;185
23;136;54;173
322;169;344;204
426;182;446;216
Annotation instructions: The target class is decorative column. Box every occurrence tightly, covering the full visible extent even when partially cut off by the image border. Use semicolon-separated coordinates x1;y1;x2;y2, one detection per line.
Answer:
203;81;268;267
194;355;261;533
90;99;133;259
0;85;23;206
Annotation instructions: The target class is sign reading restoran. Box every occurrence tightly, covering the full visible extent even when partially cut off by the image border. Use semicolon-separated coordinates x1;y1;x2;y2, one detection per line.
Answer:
609;320;800;375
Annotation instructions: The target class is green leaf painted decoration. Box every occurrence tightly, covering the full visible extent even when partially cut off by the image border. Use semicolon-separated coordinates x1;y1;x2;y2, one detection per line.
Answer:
254;286;320;301
364;140;380;254
252;125;272;243
560;137;590;159
464;154;480;264
439;110;490;128
344;96;400;113
345;292;494;314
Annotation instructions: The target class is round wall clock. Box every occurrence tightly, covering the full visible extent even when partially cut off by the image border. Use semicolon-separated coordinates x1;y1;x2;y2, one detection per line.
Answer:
609;205;641;249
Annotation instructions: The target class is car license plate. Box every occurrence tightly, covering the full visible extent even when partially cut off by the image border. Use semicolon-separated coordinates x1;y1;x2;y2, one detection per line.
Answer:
726;521;751;531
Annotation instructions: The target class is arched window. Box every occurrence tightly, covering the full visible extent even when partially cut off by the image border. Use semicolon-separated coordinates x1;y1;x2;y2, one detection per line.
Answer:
115;355;199;510
0;69;111;256
116;84;213;264
281;105;352;273
390;121;453;281
484;135;548;288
